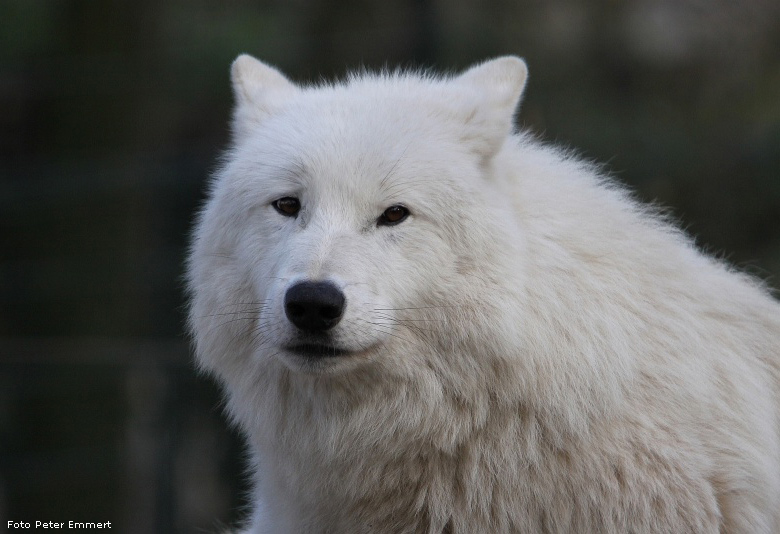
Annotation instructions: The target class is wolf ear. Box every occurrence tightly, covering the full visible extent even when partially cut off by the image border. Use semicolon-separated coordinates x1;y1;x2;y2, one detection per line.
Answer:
230;54;297;135
455;56;528;160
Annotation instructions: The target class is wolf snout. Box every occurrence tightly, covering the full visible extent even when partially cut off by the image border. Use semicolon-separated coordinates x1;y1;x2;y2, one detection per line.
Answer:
284;280;346;331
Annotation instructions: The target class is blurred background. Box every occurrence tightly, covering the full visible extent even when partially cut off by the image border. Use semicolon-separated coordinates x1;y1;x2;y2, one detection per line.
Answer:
1;0;779;532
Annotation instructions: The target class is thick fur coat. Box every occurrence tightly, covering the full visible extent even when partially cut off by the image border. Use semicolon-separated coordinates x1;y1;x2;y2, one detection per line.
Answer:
187;55;780;533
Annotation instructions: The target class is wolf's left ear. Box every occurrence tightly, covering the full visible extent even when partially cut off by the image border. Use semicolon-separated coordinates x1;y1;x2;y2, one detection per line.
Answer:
456;56;528;160
230;54;298;136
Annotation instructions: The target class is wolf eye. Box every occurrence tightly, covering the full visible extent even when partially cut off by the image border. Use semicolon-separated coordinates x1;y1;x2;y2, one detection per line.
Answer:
272;197;300;217
378;205;409;226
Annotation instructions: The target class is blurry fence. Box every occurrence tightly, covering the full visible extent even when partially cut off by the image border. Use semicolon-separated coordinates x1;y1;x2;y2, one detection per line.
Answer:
0;338;244;533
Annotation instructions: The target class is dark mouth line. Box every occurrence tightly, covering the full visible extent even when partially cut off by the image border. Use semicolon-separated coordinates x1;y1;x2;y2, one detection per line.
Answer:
285;343;350;357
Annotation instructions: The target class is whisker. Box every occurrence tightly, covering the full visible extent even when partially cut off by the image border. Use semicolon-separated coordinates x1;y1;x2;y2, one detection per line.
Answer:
204;307;267;319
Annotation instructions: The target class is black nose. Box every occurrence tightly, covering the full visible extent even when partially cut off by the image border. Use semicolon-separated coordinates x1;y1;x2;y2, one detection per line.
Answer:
284;281;346;332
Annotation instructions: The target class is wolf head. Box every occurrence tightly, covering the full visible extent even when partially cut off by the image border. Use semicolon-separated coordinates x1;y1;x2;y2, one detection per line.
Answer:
188;56;529;390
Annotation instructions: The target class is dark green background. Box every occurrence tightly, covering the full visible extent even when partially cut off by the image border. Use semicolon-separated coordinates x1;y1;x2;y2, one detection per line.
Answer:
2;1;779;532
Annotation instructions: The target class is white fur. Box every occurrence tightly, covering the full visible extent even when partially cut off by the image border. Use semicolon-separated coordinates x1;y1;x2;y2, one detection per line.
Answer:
188;55;780;533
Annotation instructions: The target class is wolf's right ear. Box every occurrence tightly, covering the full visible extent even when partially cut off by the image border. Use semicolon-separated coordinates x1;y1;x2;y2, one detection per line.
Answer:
454;56;528;160
230;55;297;134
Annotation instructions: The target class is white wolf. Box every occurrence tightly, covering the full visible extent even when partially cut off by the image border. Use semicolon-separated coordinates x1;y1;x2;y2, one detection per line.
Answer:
187;55;780;533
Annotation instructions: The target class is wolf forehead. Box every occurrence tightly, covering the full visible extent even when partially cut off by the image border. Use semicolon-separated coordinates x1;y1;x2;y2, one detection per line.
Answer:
228;54;529;164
